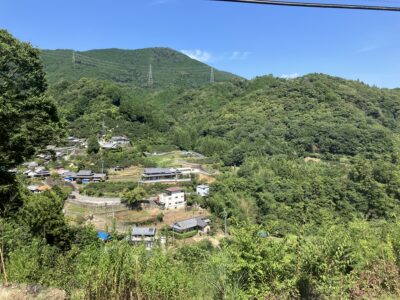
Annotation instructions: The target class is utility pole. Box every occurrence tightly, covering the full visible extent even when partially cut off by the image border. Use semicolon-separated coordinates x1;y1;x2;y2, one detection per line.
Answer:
172;218;175;246
72;51;75;64
148;64;153;88
210;67;215;84
223;208;227;236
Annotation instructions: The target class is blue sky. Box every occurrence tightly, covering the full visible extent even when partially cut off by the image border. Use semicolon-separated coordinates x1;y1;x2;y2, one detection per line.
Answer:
1;0;400;87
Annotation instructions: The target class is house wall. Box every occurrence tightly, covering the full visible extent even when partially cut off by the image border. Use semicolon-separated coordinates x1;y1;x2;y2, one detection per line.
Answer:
196;187;209;197
159;191;186;209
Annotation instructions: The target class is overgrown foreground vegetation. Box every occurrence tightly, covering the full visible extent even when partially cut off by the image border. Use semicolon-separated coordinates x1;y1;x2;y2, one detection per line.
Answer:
4;28;400;299
4;215;400;299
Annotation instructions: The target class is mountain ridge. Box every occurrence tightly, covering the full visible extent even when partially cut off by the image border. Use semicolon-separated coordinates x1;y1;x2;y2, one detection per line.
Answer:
40;47;241;88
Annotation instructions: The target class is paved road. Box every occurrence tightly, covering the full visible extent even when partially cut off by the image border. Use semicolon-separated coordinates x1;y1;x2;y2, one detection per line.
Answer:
69;191;121;206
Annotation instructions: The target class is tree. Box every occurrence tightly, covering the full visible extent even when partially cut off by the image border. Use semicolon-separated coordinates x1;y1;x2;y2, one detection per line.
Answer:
19;191;71;248
0;29;62;214
121;186;147;208
0;29;62;170
87;136;100;154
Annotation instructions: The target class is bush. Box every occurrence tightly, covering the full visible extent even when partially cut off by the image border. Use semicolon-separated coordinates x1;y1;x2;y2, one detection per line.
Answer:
157;213;164;222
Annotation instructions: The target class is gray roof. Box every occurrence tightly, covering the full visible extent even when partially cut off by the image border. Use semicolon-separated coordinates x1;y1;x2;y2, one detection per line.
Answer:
62;171;76;177
132;227;156;237
102;142;119;149
144;168;178;175
197;185;209;189
27;185;39;191
111;136;129;141
76;170;93;176
26;162;38;168
36;170;50;175
93;173;106;178
172;217;208;231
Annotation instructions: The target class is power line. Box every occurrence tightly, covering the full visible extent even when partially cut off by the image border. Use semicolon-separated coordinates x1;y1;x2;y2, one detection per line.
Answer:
214;0;400;11
41;50;223;86
43;51;219;73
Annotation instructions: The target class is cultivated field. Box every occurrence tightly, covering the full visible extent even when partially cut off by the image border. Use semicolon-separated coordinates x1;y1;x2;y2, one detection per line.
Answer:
107;166;143;182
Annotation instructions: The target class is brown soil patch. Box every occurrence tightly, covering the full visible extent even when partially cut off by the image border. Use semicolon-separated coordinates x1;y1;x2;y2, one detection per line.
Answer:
304;157;321;163
108;166;143;182
0;285;66;300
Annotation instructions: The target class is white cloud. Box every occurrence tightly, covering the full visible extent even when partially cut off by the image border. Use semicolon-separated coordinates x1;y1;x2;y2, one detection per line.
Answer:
180;49;251;63
229;51;251;60
180;49;212;62
280;73;300;79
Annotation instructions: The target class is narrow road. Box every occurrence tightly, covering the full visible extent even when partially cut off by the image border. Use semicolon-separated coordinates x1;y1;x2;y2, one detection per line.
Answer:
69;191;121;206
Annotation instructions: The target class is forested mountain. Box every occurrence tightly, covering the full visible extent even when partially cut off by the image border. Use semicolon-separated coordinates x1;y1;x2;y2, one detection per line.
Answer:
45;71;400;232
40;48;239;88
164;74;400;162
6;27;400;299
48;71;400;163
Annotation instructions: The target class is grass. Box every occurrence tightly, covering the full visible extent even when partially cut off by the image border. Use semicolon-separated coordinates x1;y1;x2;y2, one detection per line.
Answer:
108;166;143;182
173;230;198;240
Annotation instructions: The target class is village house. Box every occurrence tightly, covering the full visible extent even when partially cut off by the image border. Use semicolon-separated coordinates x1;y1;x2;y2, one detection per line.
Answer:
23;161;38;169
100;141;121;150
171;217;211;234
62;170;107;183
131;227;157;249
62;171;77;181
27;184;51;193
196;184;210;197
27;185;40;193
24;167;51;178
67;136;83;144
158;187;186;209
140;168;191;183
110;136;130;147
176;167;198;176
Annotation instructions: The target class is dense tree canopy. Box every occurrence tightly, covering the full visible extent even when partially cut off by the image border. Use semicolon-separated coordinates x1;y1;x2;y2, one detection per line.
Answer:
0;29;62;214
0;29;62;170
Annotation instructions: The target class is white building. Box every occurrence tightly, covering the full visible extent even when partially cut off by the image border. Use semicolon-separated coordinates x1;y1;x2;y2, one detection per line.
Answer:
131;227;157;249
110;136;130;147
158;187;186;209
196;185;210;197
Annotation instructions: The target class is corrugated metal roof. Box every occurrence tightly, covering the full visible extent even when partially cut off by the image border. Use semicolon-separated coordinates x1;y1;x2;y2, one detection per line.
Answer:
76;170;93;176
197;185;209;189
132;227;156;236
144;168;176;175
172;217;207;231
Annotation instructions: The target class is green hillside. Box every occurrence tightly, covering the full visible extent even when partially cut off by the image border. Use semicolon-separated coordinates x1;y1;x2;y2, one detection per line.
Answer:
162;74;400;161
40;48;240;88
48;71;400;165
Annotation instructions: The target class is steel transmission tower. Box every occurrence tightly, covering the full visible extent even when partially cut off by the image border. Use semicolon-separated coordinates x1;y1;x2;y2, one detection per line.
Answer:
148;64;154;88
